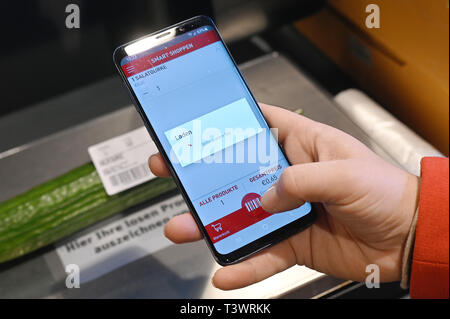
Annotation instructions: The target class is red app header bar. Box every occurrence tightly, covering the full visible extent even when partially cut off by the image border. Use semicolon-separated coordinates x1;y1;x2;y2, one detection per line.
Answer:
121;30;220;77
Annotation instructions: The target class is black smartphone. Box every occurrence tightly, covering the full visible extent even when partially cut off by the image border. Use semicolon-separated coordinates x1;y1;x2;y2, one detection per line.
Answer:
113;16;316;265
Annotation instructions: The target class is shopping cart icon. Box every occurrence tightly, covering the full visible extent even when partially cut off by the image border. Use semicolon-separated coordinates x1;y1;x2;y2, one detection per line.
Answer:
211;223;222;232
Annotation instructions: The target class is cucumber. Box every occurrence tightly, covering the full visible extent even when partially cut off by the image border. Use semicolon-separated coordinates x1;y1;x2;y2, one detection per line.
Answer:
0;163;177;263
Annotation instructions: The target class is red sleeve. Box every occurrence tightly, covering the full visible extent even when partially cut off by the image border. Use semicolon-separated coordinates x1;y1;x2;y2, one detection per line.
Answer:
410;157;449;299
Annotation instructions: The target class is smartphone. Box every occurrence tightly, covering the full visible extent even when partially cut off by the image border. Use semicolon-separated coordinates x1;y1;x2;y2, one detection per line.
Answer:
113;16;316;265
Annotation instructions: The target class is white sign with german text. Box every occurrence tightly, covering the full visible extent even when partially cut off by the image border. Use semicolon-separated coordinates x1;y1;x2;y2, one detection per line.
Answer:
55;195;188;283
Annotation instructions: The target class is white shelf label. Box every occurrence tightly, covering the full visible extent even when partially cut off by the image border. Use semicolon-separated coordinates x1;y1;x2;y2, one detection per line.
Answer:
88;126;158;195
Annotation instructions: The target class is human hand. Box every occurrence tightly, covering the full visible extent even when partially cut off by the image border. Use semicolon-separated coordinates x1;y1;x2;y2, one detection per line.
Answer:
148;103;420;290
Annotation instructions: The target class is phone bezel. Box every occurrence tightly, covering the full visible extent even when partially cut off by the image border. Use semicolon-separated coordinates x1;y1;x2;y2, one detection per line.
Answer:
113;15;316;265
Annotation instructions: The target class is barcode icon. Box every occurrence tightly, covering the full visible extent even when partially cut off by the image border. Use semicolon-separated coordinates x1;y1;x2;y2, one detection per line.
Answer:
244;197;261;212
109;163;150;186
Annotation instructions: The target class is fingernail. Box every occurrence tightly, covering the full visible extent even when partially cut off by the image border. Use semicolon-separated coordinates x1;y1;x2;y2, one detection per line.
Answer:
261;185;278;213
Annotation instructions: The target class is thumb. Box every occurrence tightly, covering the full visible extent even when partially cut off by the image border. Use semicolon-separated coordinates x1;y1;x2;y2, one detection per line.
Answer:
261;160;353;213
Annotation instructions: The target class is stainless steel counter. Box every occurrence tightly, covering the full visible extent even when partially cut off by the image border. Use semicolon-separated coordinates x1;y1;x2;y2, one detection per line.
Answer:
0;53;400;298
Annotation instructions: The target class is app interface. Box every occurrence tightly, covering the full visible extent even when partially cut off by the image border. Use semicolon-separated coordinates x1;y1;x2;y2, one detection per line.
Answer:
121;26;311;254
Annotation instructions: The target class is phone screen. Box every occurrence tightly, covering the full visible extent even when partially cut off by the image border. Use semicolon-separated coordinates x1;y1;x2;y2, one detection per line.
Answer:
117;21;312;258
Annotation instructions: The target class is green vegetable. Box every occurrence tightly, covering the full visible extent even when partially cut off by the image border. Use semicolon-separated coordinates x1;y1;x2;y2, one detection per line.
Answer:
0;163;177;263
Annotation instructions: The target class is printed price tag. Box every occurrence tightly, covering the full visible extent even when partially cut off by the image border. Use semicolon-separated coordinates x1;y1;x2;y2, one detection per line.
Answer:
88;126;158;195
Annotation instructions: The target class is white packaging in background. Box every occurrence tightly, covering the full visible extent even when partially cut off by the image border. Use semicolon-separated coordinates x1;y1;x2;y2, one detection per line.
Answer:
335;89;443;176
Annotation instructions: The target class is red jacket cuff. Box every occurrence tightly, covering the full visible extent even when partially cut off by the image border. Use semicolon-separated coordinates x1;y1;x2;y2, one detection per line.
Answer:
410;157;449;299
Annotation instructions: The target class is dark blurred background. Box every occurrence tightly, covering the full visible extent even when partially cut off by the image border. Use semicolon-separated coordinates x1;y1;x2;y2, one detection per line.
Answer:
0;0;325;117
